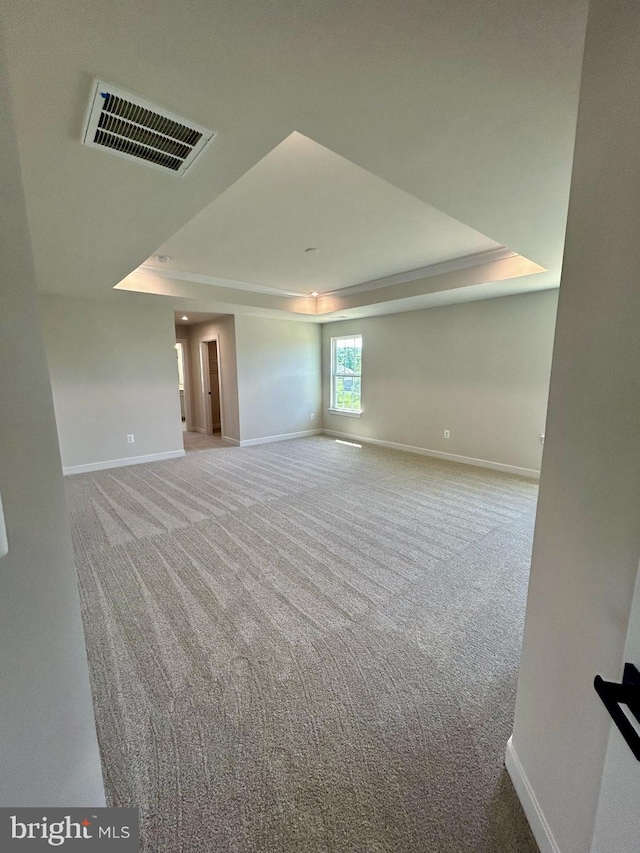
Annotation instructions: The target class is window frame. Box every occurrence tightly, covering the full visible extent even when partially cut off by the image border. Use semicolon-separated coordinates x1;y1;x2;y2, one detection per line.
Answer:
329;334;363;417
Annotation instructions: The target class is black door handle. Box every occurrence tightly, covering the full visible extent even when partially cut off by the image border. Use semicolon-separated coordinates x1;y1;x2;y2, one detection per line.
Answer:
594;663;640;760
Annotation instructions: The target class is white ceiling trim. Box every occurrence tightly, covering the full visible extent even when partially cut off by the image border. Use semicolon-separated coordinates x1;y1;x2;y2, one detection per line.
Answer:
320;247;516;297
136;246;516;302
136;264;309;298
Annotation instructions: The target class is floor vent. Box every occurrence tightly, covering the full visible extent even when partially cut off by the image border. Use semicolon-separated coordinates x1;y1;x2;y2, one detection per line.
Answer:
82;81;216;175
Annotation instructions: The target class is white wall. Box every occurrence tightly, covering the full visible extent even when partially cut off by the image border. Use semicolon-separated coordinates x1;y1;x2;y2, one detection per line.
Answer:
41;293;184;472
234;316;321;443
0;30;104;805
508;2;640;851
322;290;557;474
185;315;240;442
590;563;640;853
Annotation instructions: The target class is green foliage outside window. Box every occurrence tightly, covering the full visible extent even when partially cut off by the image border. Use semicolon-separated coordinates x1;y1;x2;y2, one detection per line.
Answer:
332;336;362;411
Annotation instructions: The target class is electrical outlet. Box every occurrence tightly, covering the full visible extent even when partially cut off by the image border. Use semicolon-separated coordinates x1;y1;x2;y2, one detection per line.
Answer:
443;429;451;439
310;413;315;420
127;434;135;444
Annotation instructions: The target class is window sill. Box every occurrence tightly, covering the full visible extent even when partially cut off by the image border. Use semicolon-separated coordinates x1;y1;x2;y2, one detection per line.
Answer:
328;408;362;418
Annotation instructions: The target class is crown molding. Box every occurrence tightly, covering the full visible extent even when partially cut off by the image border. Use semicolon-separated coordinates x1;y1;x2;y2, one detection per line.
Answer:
320;247;516;297
136;265;310;298
136;246;515;305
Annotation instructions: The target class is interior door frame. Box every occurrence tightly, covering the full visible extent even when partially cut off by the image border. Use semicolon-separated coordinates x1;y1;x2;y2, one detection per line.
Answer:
199;335;224;438
175;337;192;432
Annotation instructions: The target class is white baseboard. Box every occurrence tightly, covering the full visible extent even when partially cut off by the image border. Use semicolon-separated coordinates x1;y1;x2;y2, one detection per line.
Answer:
322;430;540;479
505;736;560;853
222;436;240;446
239;429;322;448
63;449;185;475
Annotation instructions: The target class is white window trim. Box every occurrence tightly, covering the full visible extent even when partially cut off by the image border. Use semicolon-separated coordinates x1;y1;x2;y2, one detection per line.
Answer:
328;407;362;418
330;334;362;416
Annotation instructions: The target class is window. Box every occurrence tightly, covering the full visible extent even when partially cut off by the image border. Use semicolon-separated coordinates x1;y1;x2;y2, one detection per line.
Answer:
174;342;185;391
330;334;362;414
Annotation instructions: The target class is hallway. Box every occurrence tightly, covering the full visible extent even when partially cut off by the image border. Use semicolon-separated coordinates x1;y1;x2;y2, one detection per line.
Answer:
183;430;225;452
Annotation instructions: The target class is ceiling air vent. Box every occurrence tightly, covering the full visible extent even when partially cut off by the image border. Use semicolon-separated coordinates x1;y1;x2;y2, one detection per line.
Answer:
82;80;216;175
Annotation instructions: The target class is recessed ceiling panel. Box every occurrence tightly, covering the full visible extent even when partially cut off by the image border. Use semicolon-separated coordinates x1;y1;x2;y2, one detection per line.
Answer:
146;132;503;293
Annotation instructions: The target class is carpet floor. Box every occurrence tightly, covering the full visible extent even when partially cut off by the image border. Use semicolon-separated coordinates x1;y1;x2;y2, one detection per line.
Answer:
68;436;539;852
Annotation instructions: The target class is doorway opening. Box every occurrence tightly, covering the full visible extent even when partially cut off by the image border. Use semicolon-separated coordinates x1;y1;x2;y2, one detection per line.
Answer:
174;339;190;431
206;340;221;435
198;337;224;445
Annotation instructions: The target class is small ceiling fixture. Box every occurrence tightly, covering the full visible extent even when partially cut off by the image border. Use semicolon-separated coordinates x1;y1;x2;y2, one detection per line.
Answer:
181;315;189;320
311;291;319;297
154;254;171;263
304;247;318;254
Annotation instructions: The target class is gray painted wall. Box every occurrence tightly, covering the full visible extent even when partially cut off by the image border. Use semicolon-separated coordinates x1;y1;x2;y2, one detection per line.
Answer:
234;316;322;442
41;293;184;470
510;2;640;850
185;315;240;442
322;290;557;473
0;31;104;806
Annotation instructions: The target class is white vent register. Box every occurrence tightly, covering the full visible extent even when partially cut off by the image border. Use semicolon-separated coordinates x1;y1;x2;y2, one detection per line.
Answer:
82;80;216;175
